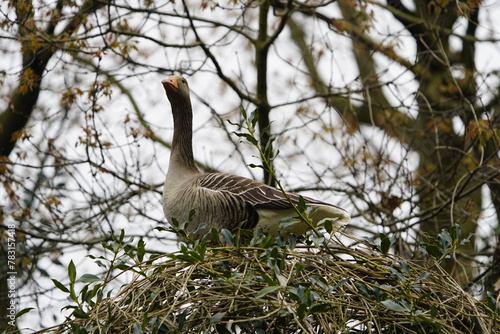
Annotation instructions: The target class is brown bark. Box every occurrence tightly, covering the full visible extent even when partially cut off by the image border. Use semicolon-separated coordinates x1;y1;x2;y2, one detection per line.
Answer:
288;0;489;285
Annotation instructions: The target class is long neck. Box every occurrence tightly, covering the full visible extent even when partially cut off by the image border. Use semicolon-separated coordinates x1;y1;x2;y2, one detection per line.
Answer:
170;97;199;172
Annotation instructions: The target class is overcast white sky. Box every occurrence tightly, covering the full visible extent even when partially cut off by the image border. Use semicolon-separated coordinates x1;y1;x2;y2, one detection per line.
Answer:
2;0;499;331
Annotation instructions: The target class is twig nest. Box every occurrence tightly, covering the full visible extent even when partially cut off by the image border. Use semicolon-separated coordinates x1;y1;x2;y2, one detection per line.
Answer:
75;233;498;334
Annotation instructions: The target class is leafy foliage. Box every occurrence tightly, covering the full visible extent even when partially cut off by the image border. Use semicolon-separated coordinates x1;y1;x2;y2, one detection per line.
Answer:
27;229;499;334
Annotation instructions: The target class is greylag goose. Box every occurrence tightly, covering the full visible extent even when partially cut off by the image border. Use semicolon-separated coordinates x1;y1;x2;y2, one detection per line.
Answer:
161;75;350;240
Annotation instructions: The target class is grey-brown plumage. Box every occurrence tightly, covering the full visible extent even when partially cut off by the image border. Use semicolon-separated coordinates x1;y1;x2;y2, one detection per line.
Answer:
161;75;350;240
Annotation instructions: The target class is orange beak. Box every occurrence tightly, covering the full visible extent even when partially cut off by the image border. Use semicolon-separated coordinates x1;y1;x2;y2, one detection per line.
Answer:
162;77;179;93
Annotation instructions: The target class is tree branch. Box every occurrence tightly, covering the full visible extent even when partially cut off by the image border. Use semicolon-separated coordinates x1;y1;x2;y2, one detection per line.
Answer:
0;0;109;157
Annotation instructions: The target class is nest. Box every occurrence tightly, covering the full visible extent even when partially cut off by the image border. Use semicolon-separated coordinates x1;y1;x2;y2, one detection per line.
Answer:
52;233;498;333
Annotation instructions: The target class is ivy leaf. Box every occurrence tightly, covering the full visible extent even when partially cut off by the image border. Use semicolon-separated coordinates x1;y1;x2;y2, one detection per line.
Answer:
209;312;226;323
323;219;333;234
77;274;101;284
233;132;258;146
298;196;307;212
249;109;259;128
220;229;234;246
240;105;248;120
381;299;411;312
450;224;461;241
279;217;298;229
399;260;411;276
52;279;70;293
419;243;441;259
137;238;146;262
415;272;430;282
310;303;331;314
16;307;35;318
255;286;281;298
132;322;142;334
379;233;392;254
68;260;76;284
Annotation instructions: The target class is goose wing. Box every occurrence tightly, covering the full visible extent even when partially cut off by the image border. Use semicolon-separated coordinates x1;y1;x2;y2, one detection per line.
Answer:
198;172;347;212
196;172;349;234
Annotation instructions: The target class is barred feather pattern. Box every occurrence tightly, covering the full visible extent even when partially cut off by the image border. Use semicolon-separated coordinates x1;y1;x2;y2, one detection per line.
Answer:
163;173;259;239
163;171;349;239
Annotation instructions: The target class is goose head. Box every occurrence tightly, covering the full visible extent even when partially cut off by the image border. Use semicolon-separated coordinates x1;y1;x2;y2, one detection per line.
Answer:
162;75;191;105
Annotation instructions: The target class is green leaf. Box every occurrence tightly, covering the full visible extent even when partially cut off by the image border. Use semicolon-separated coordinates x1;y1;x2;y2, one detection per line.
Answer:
296;303;307;320
379;233;392;254
419;244;441;259
209;228;219;243
261;273;278;286
323;219;333;233
233;132;258;145
310;303;331;314
220;229;234;246
52;279;70;293
132;322;142;334
264;135;275;157
381;299;411;312
450;224;461;241
174;254;198;263
259;235;274;248
309;275;329;289
439;229;452;249
332;278;349;291
240;105;248;119
355;282;372;298
69;285;78;303
486;291;500;315
77;274;101;284
16;307;35;318
137;238;145;262
279;217;298;229
417;292;434;303
68;260;76;284
154;226;169;232
249;109;259;128
415;272;430;282
275;234;286;247
399;260;411;276
288;285;307;302
298;196;306;211
276;274;287;287
188;208;196;221
72;307;89;319
371;286;386;302
388;267;405;282
430;304;439;318
209;312;226;323
363;236;377;247
255;286;281;298
187;251;204;262
170;217;180;228
118;229;125;242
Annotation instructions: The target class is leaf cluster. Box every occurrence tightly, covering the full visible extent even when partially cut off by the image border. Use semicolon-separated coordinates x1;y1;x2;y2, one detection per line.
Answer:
25;229;499;334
